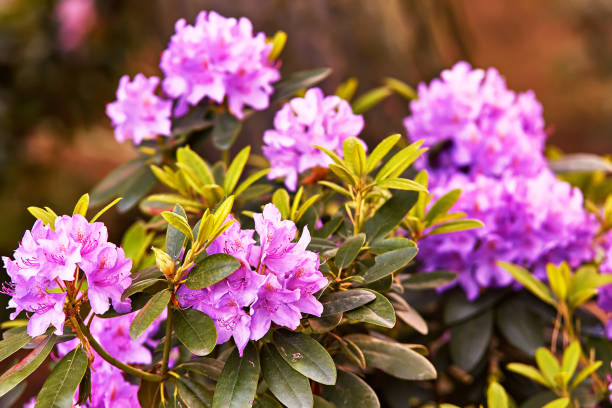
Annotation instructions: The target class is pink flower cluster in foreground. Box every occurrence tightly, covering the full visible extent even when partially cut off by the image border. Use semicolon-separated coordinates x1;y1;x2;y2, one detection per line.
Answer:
2;215;132;337
178;204;328;355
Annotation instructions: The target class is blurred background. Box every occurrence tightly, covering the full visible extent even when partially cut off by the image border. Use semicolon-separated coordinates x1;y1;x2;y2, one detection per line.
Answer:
1;0;612;269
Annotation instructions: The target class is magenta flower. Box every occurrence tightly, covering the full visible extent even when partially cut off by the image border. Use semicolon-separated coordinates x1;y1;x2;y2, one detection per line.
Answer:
106;74;172;145
263;88;365;191
404;61;547;179
160;11;280;118
54;0;97;51
177;203;328;355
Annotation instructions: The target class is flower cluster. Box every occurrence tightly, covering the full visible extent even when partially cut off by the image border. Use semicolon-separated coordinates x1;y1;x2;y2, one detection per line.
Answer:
417;170;598;300
54;0;97;52
2;215;132;337
404;61;547;179
53;312;164;408
107;11;279;145
263;87;365;191
161;11;280;119
178;204;328;354
106;74;172;145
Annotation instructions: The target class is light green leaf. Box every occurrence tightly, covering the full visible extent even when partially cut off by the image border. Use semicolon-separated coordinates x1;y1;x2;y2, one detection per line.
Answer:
365;134;401;173
224;146;250;194
424;189;460;226
570;361;602;389
165;204;188;260
561;341;580;379
234;169;270;197
535;348;561;386
377;178;427;193
72;194;89;217
487;382;509;408
498;262;556;306
177;146;215;185
507;363;549;386
161;210;193;242
383;77;417;100
375;141;426;182
342;137;366;176
427;219;484;235
542;398;569;408
272;189;291;219
27;207;57;228
335;77;358;101
351;86;392;114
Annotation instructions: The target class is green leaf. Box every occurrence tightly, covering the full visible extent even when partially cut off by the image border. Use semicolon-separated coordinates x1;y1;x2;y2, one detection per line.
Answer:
313;395;336;408
0;382;26;408
535;347;561;386
268;30;287;60
115;166;158;212
0;334;55;397
387;292;427;334
273;330;336;385
376;178;427;193
76;368;91;406
129;289;170;340
177;146;215;185
212;113;243;151
224;146;250;194
362;190;417;243
328;163;357;186
546;263;568;301
450;310;493;371
0;326;31;362
342;137;366;176
121;221;153;269
424;189;461;226
542;398;569;408
260;344;312;408
346;334;436;380
295;194;321;222
89;158;146;206
212;343;260;408
402;271;457;290
321;370;380;408
351;86;392;114
27;207;57;227
171;106;214;136
443;290;505;325
375;141;426;182
426;219;484;235
234;169;270;198
313;145;344;167
362;247;418;284
161;210;193;243
335;233;365;270
383;77;417;100
138;379;161;408
365;134;401;173
141;194;205;211
561;341;580;379
72;193;89;217
345;290;396;328
570;361;602;389
175;377;213;408
506;363;549;386
308;313;342;334
174;308;217;356
487;382;509;408
272;68;332;102
165;204;188;260
35;347;88;408
498;262;556;306
335;77;358;101
496;299;544;357
368;237;415;255
175;357;224;380
272;189;291;219
320;289;376;316
186;253;241;289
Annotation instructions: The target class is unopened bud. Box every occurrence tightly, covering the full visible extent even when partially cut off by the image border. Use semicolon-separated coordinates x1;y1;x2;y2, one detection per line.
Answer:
152;247;175;279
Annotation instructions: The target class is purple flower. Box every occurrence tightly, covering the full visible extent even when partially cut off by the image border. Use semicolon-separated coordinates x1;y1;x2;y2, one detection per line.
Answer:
160;11;280;118
106;74;172;145
262;88;365;191
404;61;547;179
54;0;96;51
80;245;132;314
177;203;328;355
416;170;598;300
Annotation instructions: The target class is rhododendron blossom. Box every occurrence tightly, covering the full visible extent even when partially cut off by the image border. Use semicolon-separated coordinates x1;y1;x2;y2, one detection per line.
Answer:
2;215;132;336
263;87;365;190
178;204;328;355
160;11;280;118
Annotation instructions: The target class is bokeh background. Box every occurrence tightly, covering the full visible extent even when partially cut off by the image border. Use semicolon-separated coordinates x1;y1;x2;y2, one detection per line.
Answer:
2;0;612;290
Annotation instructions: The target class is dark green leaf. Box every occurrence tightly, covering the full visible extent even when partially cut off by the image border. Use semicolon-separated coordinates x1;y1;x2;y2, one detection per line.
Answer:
387;292;427;334
363;190;417;243
313;215;344;239
129;289;170;340
212;113;243;151
176;357;224;380
308;313;342;334
368;237;415;255
116;166;158;213
212;343;260;408
175;377;213;408
138;379;161;408
313;395;335;408
171;106;213;136
362;247;418;284
307;238;337;255
443;290;505;325
402;271;458;290
272;68;332;102
321;370;379;408
261;344;312;408
253;394;283;408
346;334;436;380
186;253;241;289
335;233;365;269
0;334;55;397
496;299;544;356
121;278;165;300
450;310;493;371
89;158;147;206
76;368;91;406
345;290;396;328
166;204;188;260
0;326;31;362
0;381;25;408
35;347;88;408
320;289;376;316
273;330;336;385
174;308;217;356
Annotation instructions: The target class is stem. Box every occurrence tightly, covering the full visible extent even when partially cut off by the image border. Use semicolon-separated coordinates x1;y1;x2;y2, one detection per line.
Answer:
74;317;164;382
161;304;174;376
